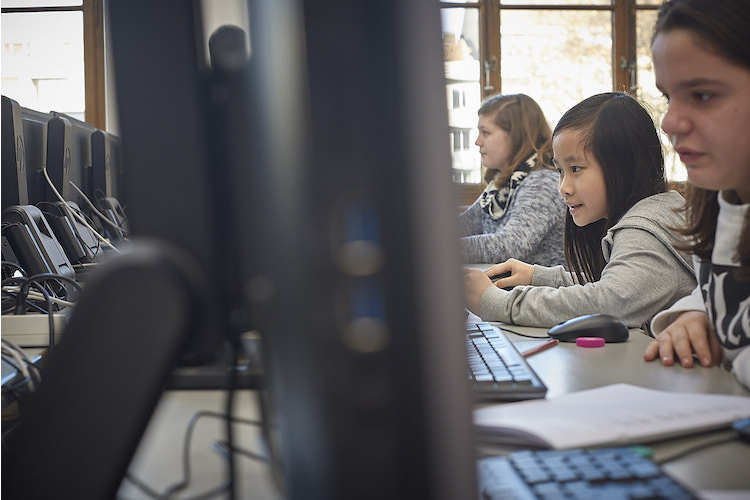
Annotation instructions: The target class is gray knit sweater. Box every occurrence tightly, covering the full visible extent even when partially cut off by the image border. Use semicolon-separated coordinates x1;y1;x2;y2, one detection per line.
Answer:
458;168;566;266
477;191;697;329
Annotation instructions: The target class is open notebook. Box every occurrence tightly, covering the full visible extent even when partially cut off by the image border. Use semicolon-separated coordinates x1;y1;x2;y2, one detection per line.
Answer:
474;383;750;449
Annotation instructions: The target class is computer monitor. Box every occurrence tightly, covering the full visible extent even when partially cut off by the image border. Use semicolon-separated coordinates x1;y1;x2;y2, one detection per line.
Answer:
46;111;95;206
90;129;128;240
34;112;103;264
90;129;122;201
3;0;475;498
1;96;49;210
1;96;76;278
249;2;475;497
5;3;257;496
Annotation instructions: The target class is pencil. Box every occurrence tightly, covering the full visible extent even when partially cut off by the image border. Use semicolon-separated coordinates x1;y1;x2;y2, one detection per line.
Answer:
521;338;559;358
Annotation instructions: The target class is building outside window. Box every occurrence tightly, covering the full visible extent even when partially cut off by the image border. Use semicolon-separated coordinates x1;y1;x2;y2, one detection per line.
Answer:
440;0;684;196
1;0;105;128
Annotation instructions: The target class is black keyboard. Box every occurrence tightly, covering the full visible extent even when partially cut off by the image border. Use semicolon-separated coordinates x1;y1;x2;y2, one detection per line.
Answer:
478;447;698;500
466;322;547;401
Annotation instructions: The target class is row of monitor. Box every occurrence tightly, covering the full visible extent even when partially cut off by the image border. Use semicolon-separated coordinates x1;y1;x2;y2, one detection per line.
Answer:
1;95;127;280
1;95;124;212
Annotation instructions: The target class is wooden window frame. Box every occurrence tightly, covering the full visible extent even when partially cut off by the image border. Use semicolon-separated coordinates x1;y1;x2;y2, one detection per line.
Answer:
441;1;661;199
1;0;105;129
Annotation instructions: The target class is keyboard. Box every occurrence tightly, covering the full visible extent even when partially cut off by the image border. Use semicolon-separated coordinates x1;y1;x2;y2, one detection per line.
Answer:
466;322;547;401
478;447;698;500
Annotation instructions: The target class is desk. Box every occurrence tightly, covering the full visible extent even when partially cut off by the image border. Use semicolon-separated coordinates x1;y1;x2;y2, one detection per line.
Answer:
119;325;749;499
494;323;750;495
118;390;282;500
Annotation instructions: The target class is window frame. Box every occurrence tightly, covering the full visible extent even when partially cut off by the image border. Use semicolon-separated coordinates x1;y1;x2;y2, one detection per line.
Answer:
1;0;105;129
441;0;661;199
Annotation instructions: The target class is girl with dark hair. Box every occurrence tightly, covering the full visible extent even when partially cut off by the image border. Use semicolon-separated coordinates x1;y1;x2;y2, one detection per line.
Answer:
458;94;566;266
464;92;696;329
643;0;750;388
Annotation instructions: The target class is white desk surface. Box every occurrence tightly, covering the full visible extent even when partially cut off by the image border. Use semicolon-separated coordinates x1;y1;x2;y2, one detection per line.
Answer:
119;323;750;499
493;322;750;495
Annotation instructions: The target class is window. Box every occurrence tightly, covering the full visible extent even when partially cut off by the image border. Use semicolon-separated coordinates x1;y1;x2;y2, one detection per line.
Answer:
1;0;105;128
441;5;482;183
635;4;683;180
440;1;678;189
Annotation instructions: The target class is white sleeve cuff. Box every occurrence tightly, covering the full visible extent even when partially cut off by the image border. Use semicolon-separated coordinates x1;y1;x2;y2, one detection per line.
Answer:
650;286;705;335
730;347;750;390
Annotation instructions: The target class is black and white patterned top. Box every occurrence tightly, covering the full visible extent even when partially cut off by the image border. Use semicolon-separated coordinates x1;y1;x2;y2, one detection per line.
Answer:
651;191;750;388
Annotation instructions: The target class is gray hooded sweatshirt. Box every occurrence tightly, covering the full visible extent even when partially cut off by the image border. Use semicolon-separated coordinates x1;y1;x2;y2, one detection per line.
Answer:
477;191;696;329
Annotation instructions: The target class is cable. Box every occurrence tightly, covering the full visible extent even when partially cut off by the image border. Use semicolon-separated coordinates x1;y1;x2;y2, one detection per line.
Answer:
26;282;55;348
2;290;50;314
73;262;98;269
13;274;81;349
225;337;240;500
1;261;26;277
38;201;101;260
2;347;33;391
124;410;262;499
68;180;125;234
2;338;42;386
76;207;103;258
256;372;286;495
121;473;162;499
499;326;551;339
3;286;76;308
21;273;82;297
41;165;120;252
213;440;269;462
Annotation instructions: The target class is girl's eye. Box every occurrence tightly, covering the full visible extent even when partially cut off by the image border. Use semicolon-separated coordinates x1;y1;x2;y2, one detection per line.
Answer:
571;166;582;173
694;92;712;102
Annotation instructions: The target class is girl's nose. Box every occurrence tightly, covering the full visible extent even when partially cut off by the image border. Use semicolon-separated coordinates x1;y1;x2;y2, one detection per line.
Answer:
558;173;572;197
661;102;690;140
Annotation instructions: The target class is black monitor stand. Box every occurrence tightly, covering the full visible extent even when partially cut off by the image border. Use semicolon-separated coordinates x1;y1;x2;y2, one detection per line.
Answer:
2;241;210;499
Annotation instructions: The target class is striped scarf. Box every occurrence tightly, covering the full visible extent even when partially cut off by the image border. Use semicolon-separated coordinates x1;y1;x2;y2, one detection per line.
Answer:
479;154;535;220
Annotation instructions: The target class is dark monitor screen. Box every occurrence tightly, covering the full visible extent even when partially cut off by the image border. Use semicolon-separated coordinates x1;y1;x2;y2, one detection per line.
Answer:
248;1;476;497
91;129;123;202
4;1;475;498
108;1;246;365
110;0;476;496
45;111;96;206
1;96;51;209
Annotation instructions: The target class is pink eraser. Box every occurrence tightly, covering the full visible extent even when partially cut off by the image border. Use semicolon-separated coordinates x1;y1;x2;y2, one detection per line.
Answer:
576;337;605;348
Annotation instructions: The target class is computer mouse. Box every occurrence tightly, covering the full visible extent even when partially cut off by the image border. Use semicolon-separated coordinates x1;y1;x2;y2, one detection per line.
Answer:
547;313;629;343
491;271;513;291
490;271;511;283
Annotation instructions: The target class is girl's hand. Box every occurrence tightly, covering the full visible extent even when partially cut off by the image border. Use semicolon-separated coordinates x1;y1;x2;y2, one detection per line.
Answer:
464;269;493;313
484;258;534;289
643;311;723;368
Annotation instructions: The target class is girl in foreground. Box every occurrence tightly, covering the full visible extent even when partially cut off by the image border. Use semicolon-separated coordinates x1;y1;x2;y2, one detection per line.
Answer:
464;92;695;329
643;0;750;388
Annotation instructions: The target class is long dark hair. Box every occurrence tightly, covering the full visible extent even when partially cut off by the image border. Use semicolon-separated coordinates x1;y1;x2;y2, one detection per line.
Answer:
478;94;553;185
553;93;666;283
653;0;750;277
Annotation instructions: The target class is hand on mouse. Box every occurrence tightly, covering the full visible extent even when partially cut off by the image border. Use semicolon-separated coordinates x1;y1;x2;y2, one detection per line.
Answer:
464;268;493;313
643;311;722;368
484;258;534;289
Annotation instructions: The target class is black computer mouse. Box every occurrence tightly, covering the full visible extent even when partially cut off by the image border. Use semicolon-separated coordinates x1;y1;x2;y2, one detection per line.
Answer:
547;313;629;343
491;271;513;291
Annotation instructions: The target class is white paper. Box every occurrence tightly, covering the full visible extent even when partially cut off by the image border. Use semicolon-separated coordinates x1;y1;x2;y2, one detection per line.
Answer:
474;384;750;449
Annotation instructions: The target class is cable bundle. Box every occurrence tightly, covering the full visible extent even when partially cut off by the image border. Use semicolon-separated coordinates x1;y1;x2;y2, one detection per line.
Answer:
2;262;81;349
